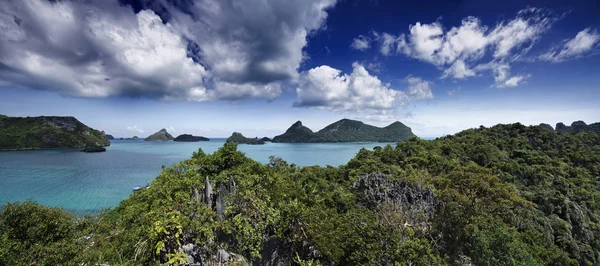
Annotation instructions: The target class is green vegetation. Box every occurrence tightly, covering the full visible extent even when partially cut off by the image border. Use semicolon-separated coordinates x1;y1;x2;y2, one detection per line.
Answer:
145;129;175;141
226;132;265;145
556;121;600;134
1;122;600;265
272;119;416;143
174;134;210;142
0;115;110;150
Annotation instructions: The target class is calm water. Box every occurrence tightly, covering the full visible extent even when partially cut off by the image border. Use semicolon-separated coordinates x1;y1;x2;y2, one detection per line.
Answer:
0;139;393;212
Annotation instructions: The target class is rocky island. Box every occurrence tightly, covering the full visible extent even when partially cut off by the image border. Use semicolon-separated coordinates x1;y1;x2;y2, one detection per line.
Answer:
226;132;265;145
174;134;210;142
0;115;110;150
272;119;415;143
144;129;174;141
104;134;114;140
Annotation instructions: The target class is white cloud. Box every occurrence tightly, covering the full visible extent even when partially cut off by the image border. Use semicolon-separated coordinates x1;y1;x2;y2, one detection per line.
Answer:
447;86;461;96
350;35;371;51
540;28;600;62
374;32;400;56
294;62;432;118
475;61;530;88
362;8;561;84
0;0;337;102
126;125;145;134
498;74;531;88
487;8;555;59
405;76;434;100
441;60;476;79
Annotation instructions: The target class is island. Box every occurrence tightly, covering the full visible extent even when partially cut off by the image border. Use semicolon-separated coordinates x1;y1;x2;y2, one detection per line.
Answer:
0;115;110;150
120;136;139;140
226;132;265;145
272;118;415;143
104;134;115;140
144;129;174;141
260;137;272;142
174;134;210;142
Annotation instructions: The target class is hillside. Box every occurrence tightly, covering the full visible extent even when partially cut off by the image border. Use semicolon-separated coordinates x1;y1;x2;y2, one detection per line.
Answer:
0;115;110;150
226;132;265;145
2;122;599;265
555;120;600;134
273;119;416;143
144;129;174;141
174;134;210;142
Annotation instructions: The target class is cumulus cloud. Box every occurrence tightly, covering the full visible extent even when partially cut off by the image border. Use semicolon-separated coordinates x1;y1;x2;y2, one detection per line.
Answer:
350;35;371;51
126;125;145;134
294;62;432;118
540;28;600;62
441;60;476;79
357;8;561;86
405;76;433;100
0;0;336;101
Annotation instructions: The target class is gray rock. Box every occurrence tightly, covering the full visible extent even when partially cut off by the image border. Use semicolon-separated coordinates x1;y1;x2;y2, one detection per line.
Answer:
202;177;213;208
182;243;204;266
353;173;441;228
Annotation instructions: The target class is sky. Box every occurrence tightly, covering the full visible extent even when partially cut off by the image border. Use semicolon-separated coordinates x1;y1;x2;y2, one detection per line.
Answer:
0;0;599;138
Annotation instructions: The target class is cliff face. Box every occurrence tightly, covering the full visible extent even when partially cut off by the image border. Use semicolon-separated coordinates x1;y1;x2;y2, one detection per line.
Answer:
144;129;174;141
0;115;110;150
272;119;416;143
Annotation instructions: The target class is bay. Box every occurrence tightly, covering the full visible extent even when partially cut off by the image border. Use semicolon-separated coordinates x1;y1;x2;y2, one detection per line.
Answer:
0;139;393;212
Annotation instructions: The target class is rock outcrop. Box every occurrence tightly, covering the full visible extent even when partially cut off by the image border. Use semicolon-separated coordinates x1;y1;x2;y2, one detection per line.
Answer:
354;173;441;229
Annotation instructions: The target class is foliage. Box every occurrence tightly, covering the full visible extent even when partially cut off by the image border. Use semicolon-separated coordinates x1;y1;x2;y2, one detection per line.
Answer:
1;123;600;265
273;119;415;143
0;115;110;150
226;132;265;145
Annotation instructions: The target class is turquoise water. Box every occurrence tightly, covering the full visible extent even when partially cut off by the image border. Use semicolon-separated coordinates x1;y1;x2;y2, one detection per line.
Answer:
0;139;393;212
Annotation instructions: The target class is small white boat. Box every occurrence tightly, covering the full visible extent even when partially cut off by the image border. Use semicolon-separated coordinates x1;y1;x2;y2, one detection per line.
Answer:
133;186;141;191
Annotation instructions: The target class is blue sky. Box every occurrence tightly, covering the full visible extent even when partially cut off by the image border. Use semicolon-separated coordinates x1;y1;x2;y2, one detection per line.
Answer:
0;0;599;138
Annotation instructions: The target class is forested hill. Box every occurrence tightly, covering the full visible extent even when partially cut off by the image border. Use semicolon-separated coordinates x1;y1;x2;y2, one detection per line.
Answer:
1;122;600;265
273;118;415;142
0;115;109;150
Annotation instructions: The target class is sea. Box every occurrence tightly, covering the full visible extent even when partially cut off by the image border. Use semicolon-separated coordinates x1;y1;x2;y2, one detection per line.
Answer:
0;139;397;213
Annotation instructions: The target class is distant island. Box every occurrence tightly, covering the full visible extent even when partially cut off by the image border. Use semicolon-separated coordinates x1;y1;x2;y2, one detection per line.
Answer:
174;134;210;142
0;115;110;150
272;119;415;143
226;132;265;145
260;137;272;142
144;129;174;141
120;136;139;140
104;134;114;140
